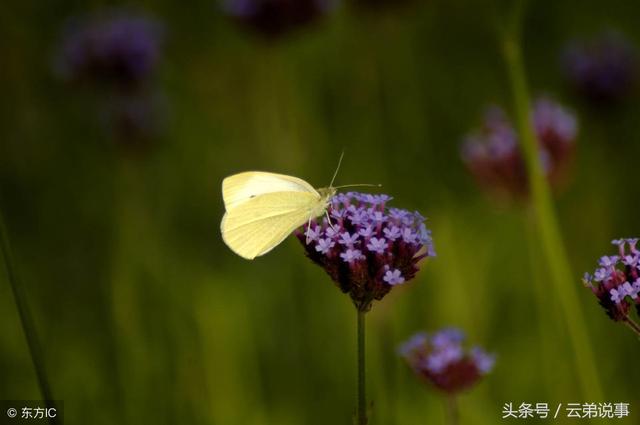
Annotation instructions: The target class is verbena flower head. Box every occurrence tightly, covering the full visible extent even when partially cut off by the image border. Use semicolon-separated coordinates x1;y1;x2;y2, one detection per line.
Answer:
562;31;637;105
222;0;336;38
56;10;163;89
583;238;640;322
398;328;495;394
461;96;577;199
296;192;435;311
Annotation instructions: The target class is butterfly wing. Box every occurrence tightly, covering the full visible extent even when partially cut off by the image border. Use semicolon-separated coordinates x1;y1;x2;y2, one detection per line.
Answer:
222;172;319;210
221;191;323;259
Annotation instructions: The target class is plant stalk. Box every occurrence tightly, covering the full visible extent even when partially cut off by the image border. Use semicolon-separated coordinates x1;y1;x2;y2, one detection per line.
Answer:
445;395;459;425
0;210;58;425
357;309;367;425
623;316;640;337
501;4;603;401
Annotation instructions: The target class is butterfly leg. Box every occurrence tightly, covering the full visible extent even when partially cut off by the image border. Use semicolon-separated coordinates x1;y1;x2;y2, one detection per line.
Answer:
326;210;337;232
305;216;313;245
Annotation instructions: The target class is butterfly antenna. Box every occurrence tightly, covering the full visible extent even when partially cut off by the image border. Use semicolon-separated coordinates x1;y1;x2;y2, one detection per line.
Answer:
329;151;345;188
333;183;382;189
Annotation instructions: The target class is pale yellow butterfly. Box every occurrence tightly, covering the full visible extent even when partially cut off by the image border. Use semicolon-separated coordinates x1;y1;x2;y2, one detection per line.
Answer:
220;155;378;259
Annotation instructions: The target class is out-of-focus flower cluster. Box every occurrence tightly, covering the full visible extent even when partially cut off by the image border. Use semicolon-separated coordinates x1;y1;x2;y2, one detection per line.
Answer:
461;97;577;199
56;12;163;90
222;0;336;38
562;31;637;105
583;239;640;322
55;10;166;150
398;328;495;394
297;192;435;311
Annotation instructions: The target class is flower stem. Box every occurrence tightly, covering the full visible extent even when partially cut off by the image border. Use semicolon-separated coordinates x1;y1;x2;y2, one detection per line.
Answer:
357;309;367;425
501;2;603;401
445;395;459;425
623;316;640;338
0;210;59;425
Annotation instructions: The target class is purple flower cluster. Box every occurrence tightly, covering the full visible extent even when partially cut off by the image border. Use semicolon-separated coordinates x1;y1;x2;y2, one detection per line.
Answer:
461;97;577;199
297;192;435;311
583;239;640;322
562;31;637;105
56;11;163;89
222;0;336;38
55;10;166;150
398;328;495;394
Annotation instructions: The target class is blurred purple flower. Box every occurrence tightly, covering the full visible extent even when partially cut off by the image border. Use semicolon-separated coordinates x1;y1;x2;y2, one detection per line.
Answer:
296;192;435;311
562;31;637;104
461;96;577;199
398;328;494;394
583;239;640;323
56;11;163;89
222;0;336;38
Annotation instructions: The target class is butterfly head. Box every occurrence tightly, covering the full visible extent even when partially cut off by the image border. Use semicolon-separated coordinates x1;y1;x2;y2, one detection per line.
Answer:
318;186;337;204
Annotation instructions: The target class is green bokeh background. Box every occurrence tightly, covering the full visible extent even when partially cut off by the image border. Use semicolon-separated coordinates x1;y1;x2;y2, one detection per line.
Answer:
1;1;639;423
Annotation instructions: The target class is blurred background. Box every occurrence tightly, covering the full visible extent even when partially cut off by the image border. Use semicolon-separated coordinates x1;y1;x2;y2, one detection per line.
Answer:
1;0;639;423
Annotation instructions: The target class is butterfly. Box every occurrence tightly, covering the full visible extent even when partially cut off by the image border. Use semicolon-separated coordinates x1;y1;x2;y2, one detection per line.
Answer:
220;154;377;259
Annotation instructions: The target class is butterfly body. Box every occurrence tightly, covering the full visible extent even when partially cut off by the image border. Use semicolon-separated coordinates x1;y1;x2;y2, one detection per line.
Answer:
221;171;336;260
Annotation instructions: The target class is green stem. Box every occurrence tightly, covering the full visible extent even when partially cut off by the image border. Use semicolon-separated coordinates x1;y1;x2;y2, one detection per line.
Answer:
357;309;367;425
623;316;640;338
501;3;603;401
0;210;59;425
523;208;565;396
445;395;459;425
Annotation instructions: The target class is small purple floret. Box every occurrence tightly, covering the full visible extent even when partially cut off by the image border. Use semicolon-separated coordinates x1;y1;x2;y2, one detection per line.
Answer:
315;238;335;254
367;237;389;254
470;347;496;374
340;249;365;264
383;268;405;286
